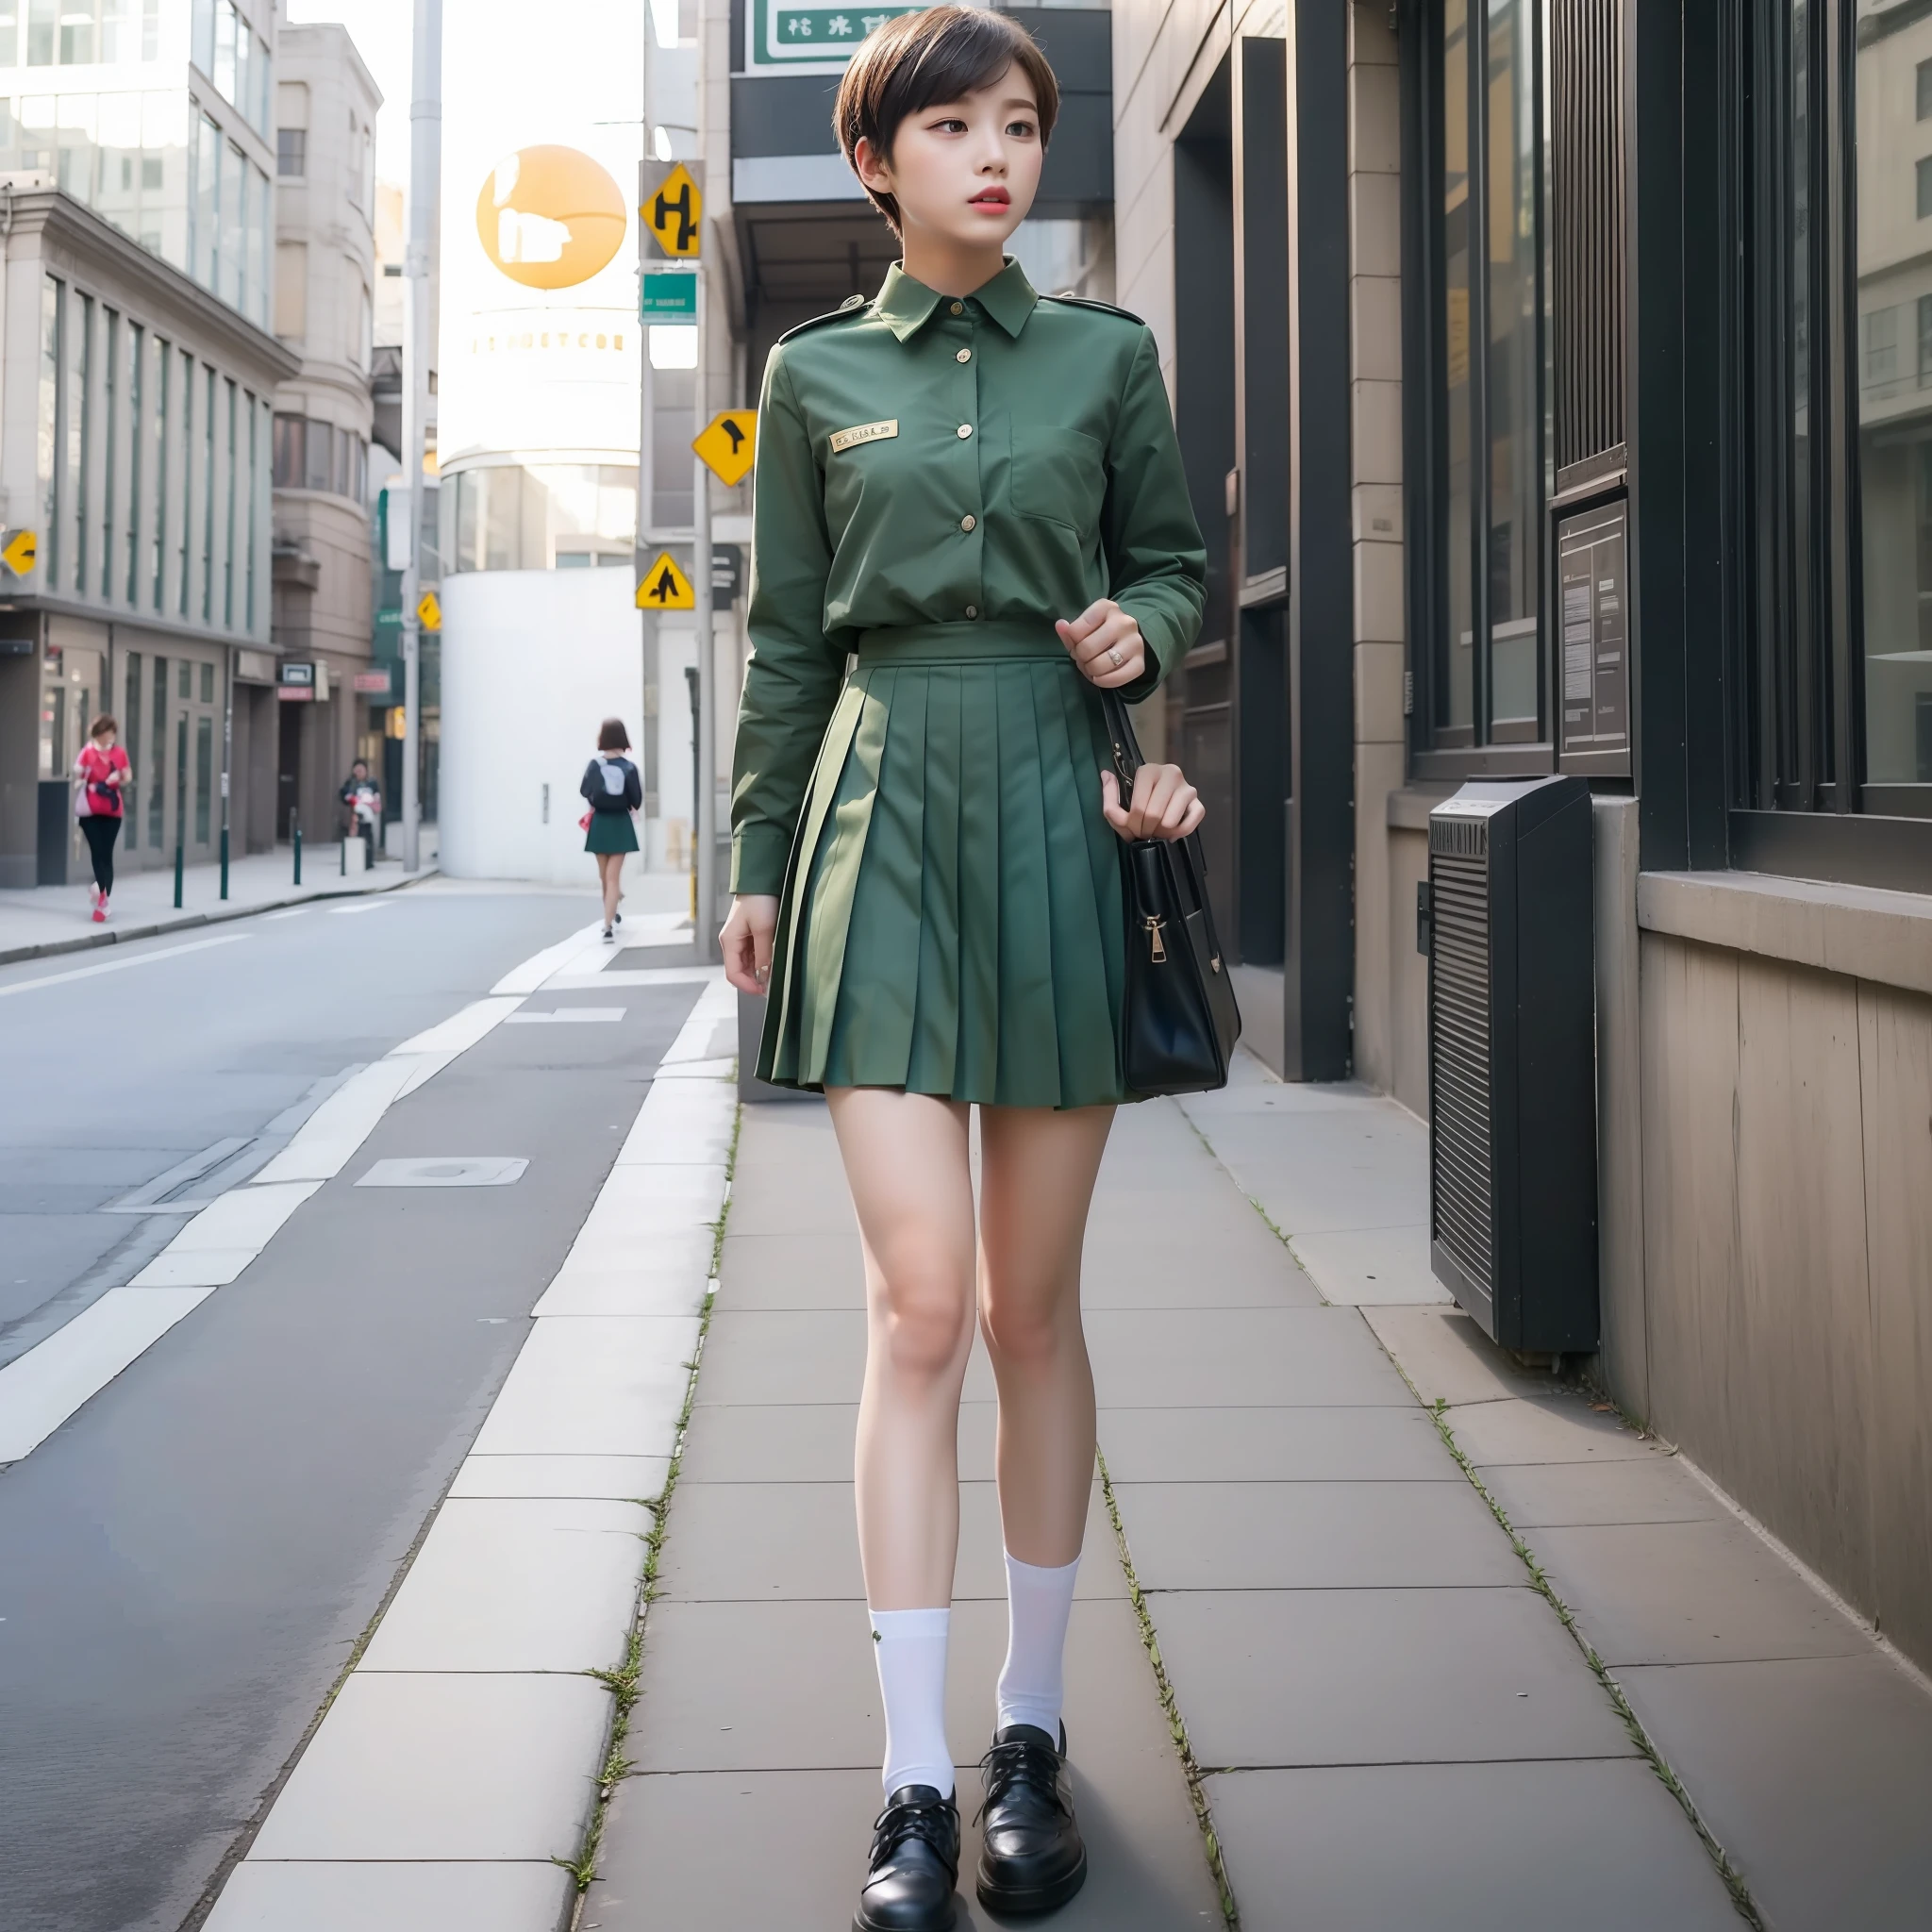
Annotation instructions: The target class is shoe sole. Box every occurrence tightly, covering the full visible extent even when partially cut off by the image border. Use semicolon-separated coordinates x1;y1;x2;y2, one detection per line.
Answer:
974;1850;1088;1916
852;1905;956;1932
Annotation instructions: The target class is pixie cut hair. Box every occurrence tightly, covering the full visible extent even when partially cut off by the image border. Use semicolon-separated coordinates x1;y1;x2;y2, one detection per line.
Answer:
835;7;1058;237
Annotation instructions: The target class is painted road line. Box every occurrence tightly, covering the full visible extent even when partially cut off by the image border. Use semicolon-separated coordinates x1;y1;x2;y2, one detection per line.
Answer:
543;966;717;989
250;1059;419;1185
503;1008;625;1024
128;1183;325;1287
0;932;249;998
0;1288;216;1462
489;922;609;996
203;969;736;1927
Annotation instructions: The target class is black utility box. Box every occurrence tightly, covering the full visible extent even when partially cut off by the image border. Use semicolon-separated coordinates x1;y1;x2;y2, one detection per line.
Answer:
1425;776;1598;1354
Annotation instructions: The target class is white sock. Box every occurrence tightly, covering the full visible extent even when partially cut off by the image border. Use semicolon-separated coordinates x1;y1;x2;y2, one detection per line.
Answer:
996;1553;1080;1738
870;1607;955;1799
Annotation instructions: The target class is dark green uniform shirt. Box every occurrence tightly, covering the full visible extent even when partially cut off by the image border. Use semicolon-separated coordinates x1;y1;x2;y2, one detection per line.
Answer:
730;258;1208;896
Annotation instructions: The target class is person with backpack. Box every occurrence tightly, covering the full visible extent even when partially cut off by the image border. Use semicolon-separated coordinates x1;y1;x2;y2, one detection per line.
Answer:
73;714;131;923
580;718;641;940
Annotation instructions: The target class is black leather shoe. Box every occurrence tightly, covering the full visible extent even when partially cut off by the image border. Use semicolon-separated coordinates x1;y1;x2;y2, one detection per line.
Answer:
854;1784;960;1932
975;1724;1088;1915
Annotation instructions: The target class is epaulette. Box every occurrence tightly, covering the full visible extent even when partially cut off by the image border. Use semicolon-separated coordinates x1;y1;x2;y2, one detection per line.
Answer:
777;292;872;343
1039;292;1145;325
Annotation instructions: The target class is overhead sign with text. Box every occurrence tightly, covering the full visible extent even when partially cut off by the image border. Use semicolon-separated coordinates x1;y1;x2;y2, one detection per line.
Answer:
744;0;923;74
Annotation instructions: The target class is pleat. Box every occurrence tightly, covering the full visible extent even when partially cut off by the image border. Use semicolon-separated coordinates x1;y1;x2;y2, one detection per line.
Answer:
992;666;1063;1106
824;667;926;1085
954;666;1002;1098
906;667;961;1096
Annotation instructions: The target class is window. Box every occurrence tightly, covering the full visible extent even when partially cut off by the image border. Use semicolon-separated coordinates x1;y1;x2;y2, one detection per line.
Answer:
275;239;305;338
224;377;236;626
38;277;58;589
1865;307;1898;390
1922;294;1932;382
276;125;304;176
191;0;211;74
25;0;50;64
192;112;219;291
60;0;93;62
124;650;141;844
1920;156;1932;224
101;308;116;600
221;139;243;310
201;362;214;622
0;4;14;63
151;333;167;609
1919;58;1932;122
302;414;329;491
244;390;257;629
193;712;210;843
176;344;191;615
146;655;165;845
67;290;89;595
125;320;142;603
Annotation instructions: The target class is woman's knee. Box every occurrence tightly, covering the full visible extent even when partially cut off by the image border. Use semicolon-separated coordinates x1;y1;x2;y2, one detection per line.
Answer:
978;1278;1078;1373
870;1243;974;1385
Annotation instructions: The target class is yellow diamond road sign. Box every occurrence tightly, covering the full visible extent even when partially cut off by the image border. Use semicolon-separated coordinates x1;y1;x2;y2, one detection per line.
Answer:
416;590;441;631
636;552;695;610
641;162;702;258
1;528;38;575
693;410;758;487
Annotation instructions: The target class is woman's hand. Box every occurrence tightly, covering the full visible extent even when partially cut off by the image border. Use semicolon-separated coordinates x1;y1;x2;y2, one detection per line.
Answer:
1102;764;1204;842
721;893;780;996
1057;599;1147;689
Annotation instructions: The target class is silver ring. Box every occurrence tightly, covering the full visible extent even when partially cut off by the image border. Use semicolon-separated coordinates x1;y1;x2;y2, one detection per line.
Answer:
1108;645;1124;669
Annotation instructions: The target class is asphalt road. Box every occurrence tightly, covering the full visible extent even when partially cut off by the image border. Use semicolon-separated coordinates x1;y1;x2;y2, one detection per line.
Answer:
0;881;705;1932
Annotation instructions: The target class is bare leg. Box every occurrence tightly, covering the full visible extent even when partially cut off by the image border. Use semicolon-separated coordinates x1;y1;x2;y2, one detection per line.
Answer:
976;1105;1113;1566
597;852;623;927
826;1087;979;1608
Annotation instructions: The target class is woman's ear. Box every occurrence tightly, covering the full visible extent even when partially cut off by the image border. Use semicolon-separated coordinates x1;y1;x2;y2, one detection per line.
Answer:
851;134;892;195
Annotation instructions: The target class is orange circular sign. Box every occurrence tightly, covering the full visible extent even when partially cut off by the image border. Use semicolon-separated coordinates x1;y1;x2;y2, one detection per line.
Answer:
476;145;625;290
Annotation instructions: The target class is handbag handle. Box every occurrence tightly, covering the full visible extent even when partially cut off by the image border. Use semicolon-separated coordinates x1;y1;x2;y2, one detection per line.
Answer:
1098;690;1143;793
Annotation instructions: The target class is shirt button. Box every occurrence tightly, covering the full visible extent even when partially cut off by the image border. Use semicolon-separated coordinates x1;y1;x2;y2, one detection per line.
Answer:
960;514;975;532
964;605;978;619
949;301;963;315
956;348;971;363
957;424;973;440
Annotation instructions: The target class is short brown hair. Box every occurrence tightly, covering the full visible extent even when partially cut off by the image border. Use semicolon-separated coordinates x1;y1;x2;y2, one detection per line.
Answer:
597;717;630;752
835;8;1058;237
90;713;117;739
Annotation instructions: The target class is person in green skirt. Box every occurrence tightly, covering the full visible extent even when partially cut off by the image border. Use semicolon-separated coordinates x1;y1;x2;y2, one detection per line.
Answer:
581;718;641;940
719;12;1208;1925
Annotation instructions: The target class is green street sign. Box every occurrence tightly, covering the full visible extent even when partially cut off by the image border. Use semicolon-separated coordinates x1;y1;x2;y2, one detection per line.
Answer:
641;269;699;320
744;0;923;74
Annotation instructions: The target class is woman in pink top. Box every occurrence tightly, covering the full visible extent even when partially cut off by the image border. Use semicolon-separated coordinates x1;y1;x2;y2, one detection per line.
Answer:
73;713;131;921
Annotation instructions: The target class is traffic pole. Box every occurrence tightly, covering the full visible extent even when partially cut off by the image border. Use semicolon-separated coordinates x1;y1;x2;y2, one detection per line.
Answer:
692;259;718;964
219;651;231;899
174;713;187;908
292;809;302;886
399;0;442;875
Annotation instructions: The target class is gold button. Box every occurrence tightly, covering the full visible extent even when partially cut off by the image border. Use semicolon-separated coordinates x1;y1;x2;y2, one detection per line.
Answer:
956;348;971;363
960;514;975;532
964;605;978;619
957;424;973;440
950;301;964;315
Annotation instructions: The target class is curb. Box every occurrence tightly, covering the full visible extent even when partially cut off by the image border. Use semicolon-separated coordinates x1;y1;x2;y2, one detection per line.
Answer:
0;865;441;969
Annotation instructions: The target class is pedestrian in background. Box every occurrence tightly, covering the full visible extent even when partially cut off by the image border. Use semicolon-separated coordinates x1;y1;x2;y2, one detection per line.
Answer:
339;759;382;871
73;714;130;924
719;12;1207;1927
580;719;641;941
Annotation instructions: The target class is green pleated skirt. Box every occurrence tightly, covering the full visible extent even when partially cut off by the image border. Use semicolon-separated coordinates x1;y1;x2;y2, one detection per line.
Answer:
758;622;1128;1108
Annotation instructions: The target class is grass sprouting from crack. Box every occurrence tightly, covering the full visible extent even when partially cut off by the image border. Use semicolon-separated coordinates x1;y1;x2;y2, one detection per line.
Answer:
1097;1448;1240;1930
556;1100;741;1901
1411;1387;1764;1928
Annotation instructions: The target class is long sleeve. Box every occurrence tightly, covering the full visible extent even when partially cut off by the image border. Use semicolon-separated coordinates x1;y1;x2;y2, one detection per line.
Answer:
1102;328;1208;703
730;347;846;896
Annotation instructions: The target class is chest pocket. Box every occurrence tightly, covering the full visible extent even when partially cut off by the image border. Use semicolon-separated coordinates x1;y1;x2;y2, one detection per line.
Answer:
1010;425;1106;535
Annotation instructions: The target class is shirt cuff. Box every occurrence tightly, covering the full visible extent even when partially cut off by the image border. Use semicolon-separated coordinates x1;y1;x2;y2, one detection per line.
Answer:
730;824;792;897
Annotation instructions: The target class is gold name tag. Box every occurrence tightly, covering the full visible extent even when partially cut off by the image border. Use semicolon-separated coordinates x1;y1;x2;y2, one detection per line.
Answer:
829;419;898;454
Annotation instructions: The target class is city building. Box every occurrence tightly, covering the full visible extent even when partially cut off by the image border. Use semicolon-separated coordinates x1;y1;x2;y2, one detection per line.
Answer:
1111;0;1932;1672
268;21;377;851
0;0;294;887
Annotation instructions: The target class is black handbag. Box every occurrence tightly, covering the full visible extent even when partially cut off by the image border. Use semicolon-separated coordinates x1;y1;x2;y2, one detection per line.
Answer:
1098;691;1242;1095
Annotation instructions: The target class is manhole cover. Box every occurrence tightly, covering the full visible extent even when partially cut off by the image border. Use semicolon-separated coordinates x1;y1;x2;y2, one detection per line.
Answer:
356;1157;528;1189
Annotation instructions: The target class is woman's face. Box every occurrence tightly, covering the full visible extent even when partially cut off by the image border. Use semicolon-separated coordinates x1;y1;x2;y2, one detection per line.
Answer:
93;729;115;750
856;63;1042;256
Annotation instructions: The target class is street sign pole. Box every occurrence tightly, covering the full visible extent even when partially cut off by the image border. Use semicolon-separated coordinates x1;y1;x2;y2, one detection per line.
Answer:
693;257;718;963
399;0;441;875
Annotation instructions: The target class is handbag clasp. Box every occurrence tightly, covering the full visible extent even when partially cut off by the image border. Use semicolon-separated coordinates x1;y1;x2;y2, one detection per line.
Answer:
1143;914;1167;963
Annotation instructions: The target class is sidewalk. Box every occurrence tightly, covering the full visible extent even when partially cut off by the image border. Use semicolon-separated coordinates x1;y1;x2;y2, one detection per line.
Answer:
586;1050;1932;1930
0;828;441;965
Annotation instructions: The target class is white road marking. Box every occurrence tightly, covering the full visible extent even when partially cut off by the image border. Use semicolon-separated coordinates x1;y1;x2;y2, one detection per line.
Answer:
327;902;391;915
0;933;249;998
503;1008;626;1024
262;909;308;921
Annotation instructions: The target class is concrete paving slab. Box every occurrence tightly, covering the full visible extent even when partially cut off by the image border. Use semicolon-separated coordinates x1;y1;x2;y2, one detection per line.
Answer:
125;1246;265;1287
584;1161;727;1216
678;1399;999;1483
1109;1479;1520;1590
1361;1304;1536;1407
716;1230;866;1308
1206;1759;1740;1931
204;1859;575;1932
1179;1072;1382;1120
1619;1654;1932;1932
247;1672;609;1860
357;1498;650;1673
163;1180;324;1250
1480;1455;1724;1528
468;1314;697;1457
1185;1103;1428;1237
1080;1216;1323;1307
587;1762;1223;1930
1288;1224;1451;1306
696;1308;996;1406
527;1262;713;1318
1442;1392;1656;1466
1531;1518;1878;1665
658;1479;1118;1603
1148;1587;1636;1768
1097;1404;1456;1484
615;1080;736;1166
631;1597;1152;1774
1086;1307;1413;1408
448;1454;670;1500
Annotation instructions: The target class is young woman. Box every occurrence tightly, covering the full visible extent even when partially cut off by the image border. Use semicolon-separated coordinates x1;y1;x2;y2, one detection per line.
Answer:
579;718;641;940
73;714;131;923
719;10;1207;1926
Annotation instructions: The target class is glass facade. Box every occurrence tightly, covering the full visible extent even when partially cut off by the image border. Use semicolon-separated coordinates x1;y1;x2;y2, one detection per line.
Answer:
445;464;640;573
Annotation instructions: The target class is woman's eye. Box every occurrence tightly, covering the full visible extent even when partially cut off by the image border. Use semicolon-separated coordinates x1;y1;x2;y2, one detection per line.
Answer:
1007;120;1036;138
933;118;967;133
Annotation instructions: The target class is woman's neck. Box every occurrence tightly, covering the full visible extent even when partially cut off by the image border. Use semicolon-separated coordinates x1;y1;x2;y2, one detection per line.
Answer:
898;231;1008;302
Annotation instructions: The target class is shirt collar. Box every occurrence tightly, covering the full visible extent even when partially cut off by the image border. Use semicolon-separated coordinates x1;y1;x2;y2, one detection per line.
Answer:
873;257;1040;341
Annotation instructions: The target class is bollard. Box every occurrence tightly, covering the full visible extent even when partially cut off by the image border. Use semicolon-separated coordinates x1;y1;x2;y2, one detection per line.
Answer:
219;825;229;900
173;832;184;909
292;811;302;886
340;834;346;877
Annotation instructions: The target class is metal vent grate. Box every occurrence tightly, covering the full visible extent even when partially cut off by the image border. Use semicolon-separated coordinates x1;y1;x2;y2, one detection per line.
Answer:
1551;0;1626;482
1429;825;1493;1291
